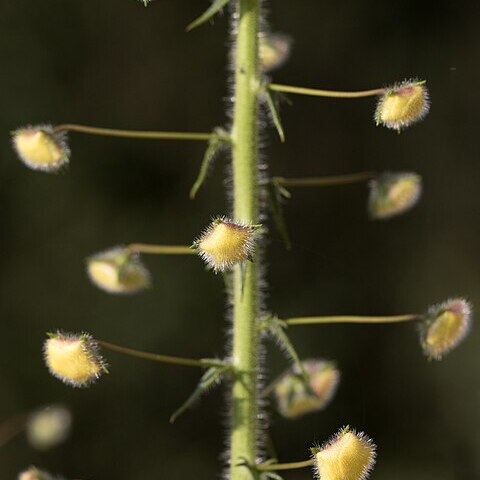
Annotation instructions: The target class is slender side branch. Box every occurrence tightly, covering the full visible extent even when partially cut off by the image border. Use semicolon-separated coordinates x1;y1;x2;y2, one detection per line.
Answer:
257;459;314;471
0;413;28;448
285;314;420;326
97;340;227;369
269;83;385;99
53;124;219;142
126;244;196;255
275;171;376;188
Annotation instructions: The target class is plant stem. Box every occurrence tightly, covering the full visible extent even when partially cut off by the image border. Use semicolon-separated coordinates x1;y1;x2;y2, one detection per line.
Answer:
229;1;261;480
257;459;314;471
127;243;195;255
269;84;385;99
53;124;216;142
97;340;226;369
285;314;420;326
0;413;28;448
275;171;376;188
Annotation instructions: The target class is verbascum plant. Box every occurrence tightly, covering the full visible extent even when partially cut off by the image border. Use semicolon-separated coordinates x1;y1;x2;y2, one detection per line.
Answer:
10;1;472;479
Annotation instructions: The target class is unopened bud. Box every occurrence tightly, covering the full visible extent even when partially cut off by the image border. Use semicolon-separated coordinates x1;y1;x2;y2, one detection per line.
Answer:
18;467;54;480
194;217;259;273
368;172;421;220
313;427;376;480
86;247;151;294
259;33;292;72
375;80;430;132
12;125;69;172
420;298;472;360
274;359;340;418
44;332;108;388
26;405;72;451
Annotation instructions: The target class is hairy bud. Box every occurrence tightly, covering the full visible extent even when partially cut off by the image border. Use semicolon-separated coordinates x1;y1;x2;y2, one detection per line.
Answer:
313;427;376;480
259;33;292;72
12;125;69;172
375;80;430;132
420;298;472;360
368;172;421;220
274;359;340;418
44;332;108;387
18;467;54;480
193;217;259;273
86;247;151;294
26;405;72;451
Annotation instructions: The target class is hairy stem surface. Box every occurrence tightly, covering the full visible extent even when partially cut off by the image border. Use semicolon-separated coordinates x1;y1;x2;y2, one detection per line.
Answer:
229;1;261;479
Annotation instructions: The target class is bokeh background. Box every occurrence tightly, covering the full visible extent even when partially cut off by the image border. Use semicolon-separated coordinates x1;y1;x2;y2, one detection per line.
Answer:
1;1;479;479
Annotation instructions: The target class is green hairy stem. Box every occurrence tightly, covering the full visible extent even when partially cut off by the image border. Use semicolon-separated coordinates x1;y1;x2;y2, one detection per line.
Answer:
229;1;262;479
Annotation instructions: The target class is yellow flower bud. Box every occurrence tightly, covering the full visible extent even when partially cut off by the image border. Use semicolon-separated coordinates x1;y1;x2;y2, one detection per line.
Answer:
86;247;151;294
194;217;259;273
26;405;72;451
313;427;376;480
44;332;108;388
375;80;430;132
420;298;472;360
259;33;292;72
12;125;69;172
18;467;54;480
274;360;340;418
368;173;421;220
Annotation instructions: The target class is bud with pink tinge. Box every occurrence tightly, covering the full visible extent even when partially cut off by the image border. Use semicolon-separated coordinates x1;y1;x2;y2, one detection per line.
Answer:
368;172;422;220
44;332;108;387
375;80;429;132
420;298;473;360
274;360;340;418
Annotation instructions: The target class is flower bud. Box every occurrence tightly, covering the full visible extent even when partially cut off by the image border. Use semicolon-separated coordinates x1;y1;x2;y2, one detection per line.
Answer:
44;332;108;387
194;217;259;273
313;427;376;480
375;80;430;132
26;405;72;450
368;172;421;220
12;125;69;172
274;359;340;418
420;298;472;360
18;467;54;480
259;33;292;72
86;246;151;294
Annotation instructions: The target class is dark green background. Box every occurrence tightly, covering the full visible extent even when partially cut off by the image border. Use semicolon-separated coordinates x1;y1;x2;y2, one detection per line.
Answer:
1;1;479;479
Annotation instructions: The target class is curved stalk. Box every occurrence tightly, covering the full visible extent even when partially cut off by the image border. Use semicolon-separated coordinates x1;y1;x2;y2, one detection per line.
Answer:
97;340;226;369
53;124;217;142
269;83;385;99
257;459;314;471
0;413;28;448
126;243;196;255
275;171;376;188
229;1;261;480
285;314;420;326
